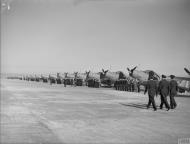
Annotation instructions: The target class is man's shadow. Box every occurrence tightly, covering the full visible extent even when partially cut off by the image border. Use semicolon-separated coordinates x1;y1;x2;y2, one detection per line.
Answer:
119;103;148;109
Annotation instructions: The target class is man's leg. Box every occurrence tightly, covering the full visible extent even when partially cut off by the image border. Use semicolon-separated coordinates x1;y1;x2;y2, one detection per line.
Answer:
160;94;164;109
172;95;177;108
170;95;174;109
150;95;157;111
147;95;151;109
172;94;177;108
163;95;170;110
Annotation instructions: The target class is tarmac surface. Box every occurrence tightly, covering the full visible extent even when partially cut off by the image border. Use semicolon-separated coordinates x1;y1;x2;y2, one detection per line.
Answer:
1;79;190;144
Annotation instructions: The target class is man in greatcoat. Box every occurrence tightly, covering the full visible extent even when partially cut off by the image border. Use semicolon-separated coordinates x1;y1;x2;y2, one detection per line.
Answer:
169;75;178;109
144;71;158;111
158;75;170;111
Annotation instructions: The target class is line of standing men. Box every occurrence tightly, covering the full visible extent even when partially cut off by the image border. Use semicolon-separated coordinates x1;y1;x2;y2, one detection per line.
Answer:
144;71;178;111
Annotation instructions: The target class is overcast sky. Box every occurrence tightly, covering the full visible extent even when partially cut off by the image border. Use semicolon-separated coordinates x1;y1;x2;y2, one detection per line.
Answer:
1;0;190;76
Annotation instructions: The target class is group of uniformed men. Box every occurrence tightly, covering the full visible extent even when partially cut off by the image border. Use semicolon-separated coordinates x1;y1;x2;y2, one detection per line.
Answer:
144;71;178;111
114;79;140;92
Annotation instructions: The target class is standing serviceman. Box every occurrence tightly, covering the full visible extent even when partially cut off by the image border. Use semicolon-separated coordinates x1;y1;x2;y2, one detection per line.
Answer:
144;71;158;111
131;79;135;92
64;79;67;87
49;75;52;85
137;80;140;93
169;75;178;109
158;75;170;111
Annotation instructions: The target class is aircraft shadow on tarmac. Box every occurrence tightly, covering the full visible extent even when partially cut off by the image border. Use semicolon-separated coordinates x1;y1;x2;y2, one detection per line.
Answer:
119;103;148;109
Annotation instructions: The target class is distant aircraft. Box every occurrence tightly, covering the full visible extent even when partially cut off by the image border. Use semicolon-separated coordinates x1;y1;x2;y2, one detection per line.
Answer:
100;69;126;87
74;72;87;85
171;68;190;92
127;66;190;93
127;67;160;83
64;72;75;85
74;72;86;80
41;74;49;83
34;74;41;82
49;74;57;84
85;71;101;87
57;73;65;84
6;74;22;80
86;71;101;82
28;74;36;81
64;72;75;79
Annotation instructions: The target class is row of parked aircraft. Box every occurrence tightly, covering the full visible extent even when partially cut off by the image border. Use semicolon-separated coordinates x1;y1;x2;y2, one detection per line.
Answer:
6;67;190;93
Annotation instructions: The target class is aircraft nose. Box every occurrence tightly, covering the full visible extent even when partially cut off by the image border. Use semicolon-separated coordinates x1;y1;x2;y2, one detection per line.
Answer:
100;73;105;79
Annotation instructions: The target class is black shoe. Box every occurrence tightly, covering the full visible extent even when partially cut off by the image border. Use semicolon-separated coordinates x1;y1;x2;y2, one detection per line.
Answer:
167;108;170;111
160;107;163;109
154;109;157;111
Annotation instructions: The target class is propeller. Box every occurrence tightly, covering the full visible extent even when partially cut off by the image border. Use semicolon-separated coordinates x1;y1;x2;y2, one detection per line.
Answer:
85;71;90;79
102;69;108;74
74;72;78;78
64;72;68;78
127;66;137;76
85;71;90;76
100;69;106;79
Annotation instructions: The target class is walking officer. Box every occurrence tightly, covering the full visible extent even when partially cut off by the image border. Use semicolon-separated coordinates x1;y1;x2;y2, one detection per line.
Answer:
169;75;178;109
144;71;158;111
158;75;170;111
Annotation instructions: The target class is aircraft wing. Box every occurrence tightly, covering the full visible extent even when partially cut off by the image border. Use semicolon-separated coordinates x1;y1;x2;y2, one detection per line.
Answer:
173;77;190;92
174;76;190;81
49;74;57;79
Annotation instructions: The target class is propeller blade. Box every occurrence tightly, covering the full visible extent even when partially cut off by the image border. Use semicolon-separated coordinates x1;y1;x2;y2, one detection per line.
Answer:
86;70;90;74
132;66;137;71
127;68;130;72
184;68;190;75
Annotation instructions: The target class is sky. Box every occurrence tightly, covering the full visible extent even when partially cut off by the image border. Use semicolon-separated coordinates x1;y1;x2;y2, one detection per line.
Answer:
1;0;190;76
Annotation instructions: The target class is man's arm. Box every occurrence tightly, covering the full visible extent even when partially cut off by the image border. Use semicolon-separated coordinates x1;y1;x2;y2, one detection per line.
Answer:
168;82;170;95
155;82;158;96
158;81;161;95
144;83;148;94
176;81;178;92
